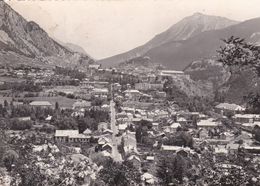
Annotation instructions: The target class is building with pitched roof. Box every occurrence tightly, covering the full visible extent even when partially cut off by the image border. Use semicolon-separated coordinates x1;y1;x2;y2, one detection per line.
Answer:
55;130;90;143
29;101;52;108
215;103;245;116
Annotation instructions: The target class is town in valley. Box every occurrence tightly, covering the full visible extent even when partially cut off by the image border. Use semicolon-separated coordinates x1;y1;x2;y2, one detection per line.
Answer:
1;1;260;186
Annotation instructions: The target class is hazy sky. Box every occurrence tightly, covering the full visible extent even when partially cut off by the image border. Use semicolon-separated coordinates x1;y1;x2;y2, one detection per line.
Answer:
6;0;260;59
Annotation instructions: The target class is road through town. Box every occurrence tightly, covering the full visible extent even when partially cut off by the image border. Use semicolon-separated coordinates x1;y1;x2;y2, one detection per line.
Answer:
110;100;122;162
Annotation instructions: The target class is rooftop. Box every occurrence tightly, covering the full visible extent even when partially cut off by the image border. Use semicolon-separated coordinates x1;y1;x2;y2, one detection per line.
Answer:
170;123;181;129
93;88;109;93
55;130;79;137
197;118;220;127
124;89;140;94
103;129;113;133
83;129;92;134
73;100;91;108
161;145;191;152
243;146;260;150
146;156;155;161
118;124;128;130
234;114;260;119
128;155;141;162
215;103;245;111
215;147;228;154
160;70;184;75
29;101;52;106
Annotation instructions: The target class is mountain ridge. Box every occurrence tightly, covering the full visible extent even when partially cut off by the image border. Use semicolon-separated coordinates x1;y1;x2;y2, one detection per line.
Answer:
64;43;88;55
0;1;93;68
143;16;260;70
98;12;239;67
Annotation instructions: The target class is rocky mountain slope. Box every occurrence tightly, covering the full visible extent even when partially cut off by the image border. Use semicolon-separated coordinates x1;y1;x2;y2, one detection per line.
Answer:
144;17;260;70
64;43;88;55
0;1;93;68
170;73;215;98
98;13;238;67
185;58;230;88
184;58;260;104
165;17;260;104
117;56;164;74
220;70;260;104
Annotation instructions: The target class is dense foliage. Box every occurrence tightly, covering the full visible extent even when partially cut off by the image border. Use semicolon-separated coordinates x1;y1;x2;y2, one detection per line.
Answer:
244;92;260;114
217;36;260;76
0;100;109;132
164;78;212;112
135;120;153;144
163;131;194;148
0;81;43;92
97;160;141;186
217;36;260;140
54;66;86;81
157;153;196;185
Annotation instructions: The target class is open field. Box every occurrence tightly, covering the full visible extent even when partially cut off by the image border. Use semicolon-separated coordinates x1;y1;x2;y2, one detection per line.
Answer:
23;96;76;108
45;86;80;94
0;95;76;108
0;76;26;83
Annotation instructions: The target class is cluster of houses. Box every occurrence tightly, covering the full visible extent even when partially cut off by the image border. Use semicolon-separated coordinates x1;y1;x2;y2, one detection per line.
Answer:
2;67;55;80
22;94;260;159
45;80;110;101
113;99;260;182
51;64;260;184
54;121;114;153
4;63;260;185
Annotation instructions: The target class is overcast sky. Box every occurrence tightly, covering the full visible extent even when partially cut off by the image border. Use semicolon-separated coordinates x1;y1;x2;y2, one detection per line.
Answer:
6;0;260;59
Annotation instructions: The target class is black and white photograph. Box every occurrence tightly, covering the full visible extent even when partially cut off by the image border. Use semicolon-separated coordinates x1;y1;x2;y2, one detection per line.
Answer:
1;0;260;185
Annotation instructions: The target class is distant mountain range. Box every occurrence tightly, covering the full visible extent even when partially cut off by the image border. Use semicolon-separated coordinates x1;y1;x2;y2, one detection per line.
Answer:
2;1;260;104
98;13;239;69
146;17;260;70
0;1;93;68
98;12;260;104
